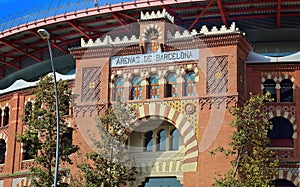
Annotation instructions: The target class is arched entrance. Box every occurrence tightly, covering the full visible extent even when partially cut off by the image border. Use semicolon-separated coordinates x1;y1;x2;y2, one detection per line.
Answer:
128;119;184;185
273;179;296;187
133;103;199;172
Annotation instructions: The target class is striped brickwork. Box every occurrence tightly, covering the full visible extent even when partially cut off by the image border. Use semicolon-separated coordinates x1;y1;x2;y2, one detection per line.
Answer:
133;102;198;172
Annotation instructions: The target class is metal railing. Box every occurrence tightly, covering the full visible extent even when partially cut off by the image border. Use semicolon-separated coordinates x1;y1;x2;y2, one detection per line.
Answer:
0;0;132;32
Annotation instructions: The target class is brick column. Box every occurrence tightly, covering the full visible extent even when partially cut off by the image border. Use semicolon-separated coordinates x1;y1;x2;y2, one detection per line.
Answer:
4;93;20;174
14;95;25;172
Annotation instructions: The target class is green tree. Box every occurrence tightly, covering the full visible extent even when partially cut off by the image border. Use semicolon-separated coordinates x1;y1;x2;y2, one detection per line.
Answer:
211;94;279;187
79;100;138;187
18;75;79;187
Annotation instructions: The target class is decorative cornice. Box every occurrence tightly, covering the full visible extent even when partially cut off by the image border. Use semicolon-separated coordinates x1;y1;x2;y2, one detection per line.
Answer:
78;22;241;49
140;9;174;23
247;63;300;71
199;95;238;110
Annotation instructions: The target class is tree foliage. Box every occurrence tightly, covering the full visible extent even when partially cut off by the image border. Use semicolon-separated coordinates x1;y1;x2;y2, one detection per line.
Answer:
79;100;138;187
211;94;279;187
18;75;79;187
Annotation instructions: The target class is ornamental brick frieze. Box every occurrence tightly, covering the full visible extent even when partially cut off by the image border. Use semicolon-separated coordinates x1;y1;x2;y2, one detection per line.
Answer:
250;64;300;71
271;149;294;160
263;103;296;118
20;160;34;171
199;95;238;110
74;104;107;118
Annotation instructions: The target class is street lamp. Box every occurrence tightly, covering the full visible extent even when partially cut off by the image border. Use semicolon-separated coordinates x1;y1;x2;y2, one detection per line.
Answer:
37;29;60;187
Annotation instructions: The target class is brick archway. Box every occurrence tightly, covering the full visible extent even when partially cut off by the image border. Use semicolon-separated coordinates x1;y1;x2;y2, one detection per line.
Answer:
132;103;198;172
275;169;299;186
266;111;297;139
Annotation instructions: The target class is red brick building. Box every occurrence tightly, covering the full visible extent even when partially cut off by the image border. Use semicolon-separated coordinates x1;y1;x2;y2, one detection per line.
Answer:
0;5;300;187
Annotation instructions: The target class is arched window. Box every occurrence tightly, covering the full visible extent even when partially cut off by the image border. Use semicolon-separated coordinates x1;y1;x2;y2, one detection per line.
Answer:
280;79;293;102
62;100;70;116
131;76;142;100
170;129;179;150
185;71;196;97
157;129;166;151
0;139;6;164
148;75;159;99
268;117;293;147
61;128;73;149
114;77;125;102
144;131;153;152
24;101;32;122
263;79;276;102
165;73;177;98
3;107;9;126
23;143;35;160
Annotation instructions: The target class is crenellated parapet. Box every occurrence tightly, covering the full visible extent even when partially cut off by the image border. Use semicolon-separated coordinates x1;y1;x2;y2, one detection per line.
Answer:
81;22;241;48
140;9;174;23
81;35;140;47
167;22;241;40
81;7;242;48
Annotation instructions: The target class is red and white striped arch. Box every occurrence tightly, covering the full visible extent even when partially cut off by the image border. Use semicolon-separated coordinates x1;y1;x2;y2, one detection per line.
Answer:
133;102;198;172
275;169;299;186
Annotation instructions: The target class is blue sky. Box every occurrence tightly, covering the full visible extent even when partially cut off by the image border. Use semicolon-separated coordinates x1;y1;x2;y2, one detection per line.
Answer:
0;0;96;20
0;0;128;20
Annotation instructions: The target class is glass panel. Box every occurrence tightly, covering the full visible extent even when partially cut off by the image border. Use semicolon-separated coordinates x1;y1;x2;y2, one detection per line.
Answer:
131;76;142;100
114;77;124;102
157;129;166;151
166;73;177;97
280;79;293;102
144;131;153;152
263;79;276;102
268;117;293;147
0;139;5;164
170;129;179;150
149;75;159;99
185;72;196;96
3;107;9;126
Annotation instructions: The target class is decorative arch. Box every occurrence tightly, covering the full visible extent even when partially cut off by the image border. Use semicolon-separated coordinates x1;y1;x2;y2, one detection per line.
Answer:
261;73;295;91
141;24;163;42
132;103;198;172
274;169;299;186
266;110;297;139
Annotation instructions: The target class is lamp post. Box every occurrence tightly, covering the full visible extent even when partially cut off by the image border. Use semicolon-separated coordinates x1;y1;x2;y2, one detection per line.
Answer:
37;29;60;187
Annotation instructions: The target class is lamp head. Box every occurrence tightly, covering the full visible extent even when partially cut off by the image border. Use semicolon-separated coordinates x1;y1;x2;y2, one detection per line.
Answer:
37;29;50;40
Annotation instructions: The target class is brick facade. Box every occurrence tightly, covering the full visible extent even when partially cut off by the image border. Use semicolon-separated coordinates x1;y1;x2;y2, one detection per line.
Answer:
0;10;299;187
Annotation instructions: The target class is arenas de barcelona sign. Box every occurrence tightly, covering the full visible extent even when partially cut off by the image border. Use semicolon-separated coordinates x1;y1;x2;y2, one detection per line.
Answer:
110;49;199;67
